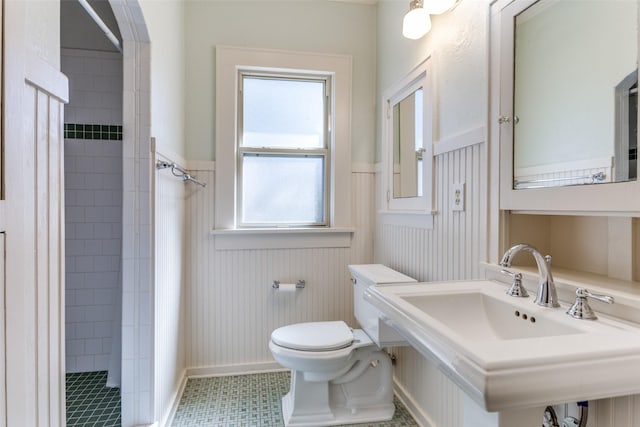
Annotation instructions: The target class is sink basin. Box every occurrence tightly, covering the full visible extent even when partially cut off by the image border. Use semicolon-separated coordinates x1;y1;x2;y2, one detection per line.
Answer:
402;291;582;341
365;280;640;411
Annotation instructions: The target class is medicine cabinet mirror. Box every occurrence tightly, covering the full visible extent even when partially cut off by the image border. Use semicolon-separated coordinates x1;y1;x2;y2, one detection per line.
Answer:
495;0;640;213
381;58;434;224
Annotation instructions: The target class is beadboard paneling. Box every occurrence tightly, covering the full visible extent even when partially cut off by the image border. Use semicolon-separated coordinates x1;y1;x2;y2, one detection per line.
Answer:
154;159;187;426
184;169;375;371
376;143;485;427
377;142;640;426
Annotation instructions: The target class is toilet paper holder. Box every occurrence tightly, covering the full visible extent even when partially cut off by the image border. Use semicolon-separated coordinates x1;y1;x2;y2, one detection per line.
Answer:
272;280;306;290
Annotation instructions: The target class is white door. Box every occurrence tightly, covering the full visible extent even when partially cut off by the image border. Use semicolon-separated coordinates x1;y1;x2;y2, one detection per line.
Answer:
1;1;68;425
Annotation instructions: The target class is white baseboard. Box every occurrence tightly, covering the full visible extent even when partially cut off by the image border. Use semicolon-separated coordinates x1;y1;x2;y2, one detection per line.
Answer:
393;378;436;427
186;361;286;378
160;369;188;427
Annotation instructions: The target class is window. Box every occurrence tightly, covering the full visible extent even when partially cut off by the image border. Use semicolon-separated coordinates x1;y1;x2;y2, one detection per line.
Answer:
214;46;352;248
238;73;330;227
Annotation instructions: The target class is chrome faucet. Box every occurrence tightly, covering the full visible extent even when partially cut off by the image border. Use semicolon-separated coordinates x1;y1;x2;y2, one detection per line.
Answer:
500;244;560;308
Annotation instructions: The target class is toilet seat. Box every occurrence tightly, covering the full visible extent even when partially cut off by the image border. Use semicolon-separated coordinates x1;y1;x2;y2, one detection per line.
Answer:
271;321;353;351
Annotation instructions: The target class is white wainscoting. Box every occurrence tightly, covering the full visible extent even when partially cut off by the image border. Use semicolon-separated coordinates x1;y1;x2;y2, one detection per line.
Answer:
183;166;375;374
376;141;485;427
376;141;640;426
154;152;188;426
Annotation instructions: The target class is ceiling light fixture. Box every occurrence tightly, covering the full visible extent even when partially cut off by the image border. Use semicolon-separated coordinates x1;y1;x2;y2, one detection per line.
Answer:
402;0;432;40
422;0;461;15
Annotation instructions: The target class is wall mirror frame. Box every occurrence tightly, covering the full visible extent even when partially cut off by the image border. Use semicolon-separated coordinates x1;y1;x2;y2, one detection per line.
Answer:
492;0;640;215
381;58;435;227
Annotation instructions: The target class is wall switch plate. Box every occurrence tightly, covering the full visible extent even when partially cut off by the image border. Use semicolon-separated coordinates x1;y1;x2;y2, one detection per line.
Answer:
452;183;465;211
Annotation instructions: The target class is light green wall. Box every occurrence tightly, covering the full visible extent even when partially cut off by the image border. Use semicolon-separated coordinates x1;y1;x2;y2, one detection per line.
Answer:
140;0;187;158
184;0;377;163
376;0;489;162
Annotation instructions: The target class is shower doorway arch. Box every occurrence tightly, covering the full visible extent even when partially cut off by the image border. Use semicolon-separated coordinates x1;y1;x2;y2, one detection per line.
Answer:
108;1;154;425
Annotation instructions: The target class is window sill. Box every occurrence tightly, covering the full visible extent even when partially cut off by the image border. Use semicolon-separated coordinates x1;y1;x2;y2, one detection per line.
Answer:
210;227;355;250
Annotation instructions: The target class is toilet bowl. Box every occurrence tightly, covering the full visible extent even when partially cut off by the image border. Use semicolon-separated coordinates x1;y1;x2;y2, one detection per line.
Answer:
269;265;417;427
269;321;394;426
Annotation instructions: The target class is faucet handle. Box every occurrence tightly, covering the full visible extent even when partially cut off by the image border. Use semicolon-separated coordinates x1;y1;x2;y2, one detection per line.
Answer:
501;269;529;298
567;288;614;320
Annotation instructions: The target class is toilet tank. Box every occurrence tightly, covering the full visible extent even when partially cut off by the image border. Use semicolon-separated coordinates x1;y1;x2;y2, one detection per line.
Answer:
348;264;417;347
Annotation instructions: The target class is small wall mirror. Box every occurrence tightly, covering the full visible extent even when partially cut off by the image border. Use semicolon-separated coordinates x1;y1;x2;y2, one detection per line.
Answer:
512;0;638;190
381;58;433;223
393;88;424;198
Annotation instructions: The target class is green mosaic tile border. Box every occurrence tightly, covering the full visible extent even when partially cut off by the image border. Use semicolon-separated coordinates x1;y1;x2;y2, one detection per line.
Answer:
66;370;121;427
65;124;123;141
172;371;419;427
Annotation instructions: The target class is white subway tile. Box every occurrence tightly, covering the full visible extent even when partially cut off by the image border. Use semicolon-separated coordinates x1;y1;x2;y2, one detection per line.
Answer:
65;257;77;274
102;338;112;353
94;288;115;304
75;323;94;339
65;273;85;289
102;173;122;190
86;174;105;191
94;322;113;338
94;355;110;371
93;224;113;239
111;223;122;239
94;190;113;206
75;289;95;306
93;255;119;272
84;239;103;255
66;239;85;256
65;356;78;372
102;239;121;255
103;141;123;158
76;356;95;372
76;190;95;206
102;207;121;223
85;338;103;355
75;256;95;273
66;339;84;357
66;206;86;223
66;323;77;339
85;207;105;222
65;174;85;191
75;223;93;239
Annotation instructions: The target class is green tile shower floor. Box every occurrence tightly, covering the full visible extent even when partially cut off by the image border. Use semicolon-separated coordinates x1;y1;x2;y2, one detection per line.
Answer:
66;371;121;427
172;371;419;426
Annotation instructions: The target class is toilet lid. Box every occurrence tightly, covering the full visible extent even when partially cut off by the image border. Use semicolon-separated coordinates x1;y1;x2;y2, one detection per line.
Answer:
271;321;353;351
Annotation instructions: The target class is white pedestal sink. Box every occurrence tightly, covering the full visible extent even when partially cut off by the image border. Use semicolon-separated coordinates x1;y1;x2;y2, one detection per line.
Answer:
365;280;640;418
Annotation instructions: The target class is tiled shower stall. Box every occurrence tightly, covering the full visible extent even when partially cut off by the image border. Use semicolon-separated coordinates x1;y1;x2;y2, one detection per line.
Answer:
62;47;123;386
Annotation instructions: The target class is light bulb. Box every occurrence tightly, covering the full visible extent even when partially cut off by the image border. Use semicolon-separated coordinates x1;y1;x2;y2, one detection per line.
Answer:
402;7;432;40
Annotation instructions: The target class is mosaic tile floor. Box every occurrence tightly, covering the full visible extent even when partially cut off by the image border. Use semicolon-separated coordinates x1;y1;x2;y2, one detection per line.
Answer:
66;371;121;427
172;371;419;427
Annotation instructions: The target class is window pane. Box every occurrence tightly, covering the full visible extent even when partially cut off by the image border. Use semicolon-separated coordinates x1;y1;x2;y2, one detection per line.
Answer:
242;154;325;225
242;77;325;149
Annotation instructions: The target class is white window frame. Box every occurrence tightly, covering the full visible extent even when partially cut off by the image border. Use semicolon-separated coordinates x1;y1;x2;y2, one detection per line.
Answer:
237;71;331;227
214;46;353;249
380;58;435;229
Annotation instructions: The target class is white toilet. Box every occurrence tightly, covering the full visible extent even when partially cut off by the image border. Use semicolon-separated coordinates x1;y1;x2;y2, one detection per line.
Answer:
269;264;416;426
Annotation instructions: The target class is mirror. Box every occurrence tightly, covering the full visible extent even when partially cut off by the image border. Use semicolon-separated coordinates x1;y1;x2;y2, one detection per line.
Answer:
381;58;433;221
393;88;424;198
512;0;638;189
